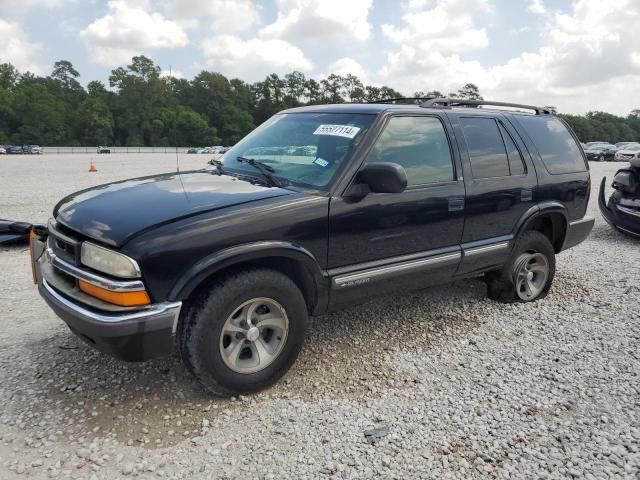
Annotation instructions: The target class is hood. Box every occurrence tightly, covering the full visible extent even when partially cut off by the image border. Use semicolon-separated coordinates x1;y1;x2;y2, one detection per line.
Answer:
54;170;292;247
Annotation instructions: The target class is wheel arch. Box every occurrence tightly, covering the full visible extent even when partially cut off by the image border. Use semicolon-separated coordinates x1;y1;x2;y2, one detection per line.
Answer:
168;241;329;315
514;202;568;253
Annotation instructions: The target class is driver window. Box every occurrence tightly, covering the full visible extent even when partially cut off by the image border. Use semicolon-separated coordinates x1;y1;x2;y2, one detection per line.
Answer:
367;116;454;186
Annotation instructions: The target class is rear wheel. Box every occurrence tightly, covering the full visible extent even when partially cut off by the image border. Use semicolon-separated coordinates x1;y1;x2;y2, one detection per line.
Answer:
180;268;307;395
485;231;555;303
598;154;604;162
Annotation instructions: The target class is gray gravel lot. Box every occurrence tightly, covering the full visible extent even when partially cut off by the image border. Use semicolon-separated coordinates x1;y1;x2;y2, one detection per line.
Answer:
0;154;638;479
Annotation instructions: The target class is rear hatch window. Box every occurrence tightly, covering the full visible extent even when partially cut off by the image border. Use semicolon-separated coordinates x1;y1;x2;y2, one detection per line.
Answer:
514;116;586;174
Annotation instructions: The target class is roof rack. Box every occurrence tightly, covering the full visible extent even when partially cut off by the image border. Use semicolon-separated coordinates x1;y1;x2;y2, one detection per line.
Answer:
368;97;435;104
420;97;555;115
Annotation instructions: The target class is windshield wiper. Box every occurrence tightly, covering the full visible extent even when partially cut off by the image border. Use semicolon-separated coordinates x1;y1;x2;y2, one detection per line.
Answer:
236;156;283;187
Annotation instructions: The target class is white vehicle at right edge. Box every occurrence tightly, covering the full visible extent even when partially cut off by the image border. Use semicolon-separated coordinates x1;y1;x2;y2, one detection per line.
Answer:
615;143;640;162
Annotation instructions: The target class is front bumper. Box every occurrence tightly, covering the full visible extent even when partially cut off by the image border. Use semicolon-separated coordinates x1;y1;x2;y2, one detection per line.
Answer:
33;237;182;361
599;178;640;239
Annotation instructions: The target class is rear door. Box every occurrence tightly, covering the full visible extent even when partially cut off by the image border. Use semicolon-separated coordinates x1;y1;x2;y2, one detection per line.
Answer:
449;112;538;274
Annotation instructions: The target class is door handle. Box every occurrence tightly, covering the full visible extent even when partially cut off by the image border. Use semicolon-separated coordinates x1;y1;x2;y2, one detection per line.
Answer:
448;197;465;212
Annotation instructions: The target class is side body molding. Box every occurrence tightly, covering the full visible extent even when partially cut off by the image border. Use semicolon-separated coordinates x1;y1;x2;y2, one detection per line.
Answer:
168;241;329;313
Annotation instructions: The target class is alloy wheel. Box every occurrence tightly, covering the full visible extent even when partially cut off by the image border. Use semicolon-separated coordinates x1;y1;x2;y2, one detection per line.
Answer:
219;297;289;374
513;252;549;301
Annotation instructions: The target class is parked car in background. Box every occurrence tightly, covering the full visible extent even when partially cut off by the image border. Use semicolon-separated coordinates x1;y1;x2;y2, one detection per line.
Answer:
0;219;32;245
187;147;202;154
0;146;6;154
584;143;617;161
599;157;640;238
97;146;111;154
615;142;637;149
615;143;640;161
7;146;23;154
22;145;42;154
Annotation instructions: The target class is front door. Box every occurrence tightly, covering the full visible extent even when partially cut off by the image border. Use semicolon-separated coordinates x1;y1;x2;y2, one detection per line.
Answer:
327;114;465;308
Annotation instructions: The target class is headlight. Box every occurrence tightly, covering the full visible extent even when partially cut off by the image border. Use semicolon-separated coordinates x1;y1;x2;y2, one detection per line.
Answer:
80;242;141;278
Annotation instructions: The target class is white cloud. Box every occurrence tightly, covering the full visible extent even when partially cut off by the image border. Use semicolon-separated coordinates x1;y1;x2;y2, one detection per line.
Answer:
378;0;640;115
527;0;547;15
79;0;188;66
327;57;369;84
0;19;42;73
159;0;260;31
382;0;490;53
201;35;312;80
261;0;373;42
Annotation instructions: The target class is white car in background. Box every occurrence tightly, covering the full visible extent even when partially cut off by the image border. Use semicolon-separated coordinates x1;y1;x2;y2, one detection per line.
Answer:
614;143;640;161
0;146;6;154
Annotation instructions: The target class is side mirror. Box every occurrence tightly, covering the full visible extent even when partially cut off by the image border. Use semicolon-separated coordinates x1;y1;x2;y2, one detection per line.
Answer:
350;162;407;197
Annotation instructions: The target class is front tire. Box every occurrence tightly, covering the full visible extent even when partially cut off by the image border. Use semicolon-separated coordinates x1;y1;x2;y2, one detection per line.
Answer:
485;231;556;303
180;268;307;395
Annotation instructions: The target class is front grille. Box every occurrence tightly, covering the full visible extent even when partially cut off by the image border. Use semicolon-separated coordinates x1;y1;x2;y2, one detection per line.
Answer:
48;219;81;265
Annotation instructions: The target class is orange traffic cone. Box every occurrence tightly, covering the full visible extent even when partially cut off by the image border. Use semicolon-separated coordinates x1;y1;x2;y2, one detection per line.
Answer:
89;162;97;172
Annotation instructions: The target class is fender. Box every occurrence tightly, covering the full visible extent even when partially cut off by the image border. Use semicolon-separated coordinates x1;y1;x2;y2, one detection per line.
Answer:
168;241;329;314
511;201;569;251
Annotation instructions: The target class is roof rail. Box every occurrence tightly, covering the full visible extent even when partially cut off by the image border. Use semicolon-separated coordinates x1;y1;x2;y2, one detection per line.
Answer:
420;97;555;115
368;97;435;104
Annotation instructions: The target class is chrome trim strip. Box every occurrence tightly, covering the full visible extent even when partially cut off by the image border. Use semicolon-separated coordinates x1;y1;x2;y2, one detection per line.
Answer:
334;251;461;287
42;278;182;325
47;248;146;292
463;242;510;257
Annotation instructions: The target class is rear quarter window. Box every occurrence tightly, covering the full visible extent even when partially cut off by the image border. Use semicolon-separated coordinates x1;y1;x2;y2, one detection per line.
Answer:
514;116;586;174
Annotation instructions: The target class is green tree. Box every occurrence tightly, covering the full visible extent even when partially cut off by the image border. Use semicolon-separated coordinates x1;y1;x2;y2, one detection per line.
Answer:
156;106;219;146
456;83;483;100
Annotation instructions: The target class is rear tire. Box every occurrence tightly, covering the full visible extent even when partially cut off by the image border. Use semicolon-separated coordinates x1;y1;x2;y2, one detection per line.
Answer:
180;268;307;395
485;231;556;303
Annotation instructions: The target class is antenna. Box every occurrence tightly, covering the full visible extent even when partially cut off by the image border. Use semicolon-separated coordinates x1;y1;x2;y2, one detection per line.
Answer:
168;64;180;173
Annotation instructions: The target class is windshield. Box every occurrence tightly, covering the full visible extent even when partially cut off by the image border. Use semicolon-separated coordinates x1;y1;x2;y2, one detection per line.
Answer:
624;144;640;151
219;112;375;190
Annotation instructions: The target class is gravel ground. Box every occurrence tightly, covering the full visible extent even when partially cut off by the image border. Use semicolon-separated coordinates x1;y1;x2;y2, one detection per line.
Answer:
0;155;638;480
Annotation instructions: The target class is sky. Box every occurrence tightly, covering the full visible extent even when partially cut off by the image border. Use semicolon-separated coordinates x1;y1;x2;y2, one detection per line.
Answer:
1;0;639;116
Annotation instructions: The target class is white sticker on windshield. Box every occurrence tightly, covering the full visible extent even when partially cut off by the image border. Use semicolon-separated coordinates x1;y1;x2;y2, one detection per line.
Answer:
313;124;361;139
313;157;329;168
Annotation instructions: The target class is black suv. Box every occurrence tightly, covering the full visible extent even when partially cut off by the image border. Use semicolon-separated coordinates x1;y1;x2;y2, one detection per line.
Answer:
30;98;594;394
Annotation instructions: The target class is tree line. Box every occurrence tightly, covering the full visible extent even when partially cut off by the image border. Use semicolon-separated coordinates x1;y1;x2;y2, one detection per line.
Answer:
1;55;639;147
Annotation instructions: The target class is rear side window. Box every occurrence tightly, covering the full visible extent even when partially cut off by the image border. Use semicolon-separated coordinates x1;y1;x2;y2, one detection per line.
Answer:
460;117;510;178
515;116;586;174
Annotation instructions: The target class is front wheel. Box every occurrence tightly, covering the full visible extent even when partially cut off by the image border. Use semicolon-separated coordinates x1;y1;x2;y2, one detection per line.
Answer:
485;231;556;303
180;268;307;395
598;154;604;162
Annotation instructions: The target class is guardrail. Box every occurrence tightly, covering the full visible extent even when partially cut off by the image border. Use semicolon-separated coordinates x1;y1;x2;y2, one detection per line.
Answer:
41;147;189;154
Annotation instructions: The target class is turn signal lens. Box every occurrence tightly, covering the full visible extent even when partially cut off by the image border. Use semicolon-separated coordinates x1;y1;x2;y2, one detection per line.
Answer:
78;280;150;307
